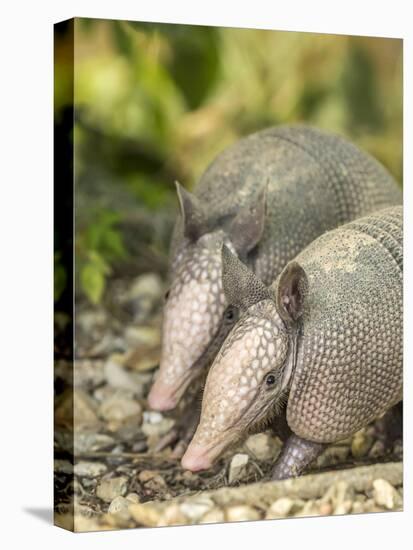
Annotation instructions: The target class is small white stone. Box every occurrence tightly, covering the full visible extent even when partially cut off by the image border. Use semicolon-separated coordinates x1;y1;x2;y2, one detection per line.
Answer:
108;496;130;514
373;479;400;510
229;453;249;483
266;497;295;518
143;411;163;424
199;508;225;524
245;433;281;461
96;476;129;503
225;505;261;522
180;497;214;521
74;461;107;477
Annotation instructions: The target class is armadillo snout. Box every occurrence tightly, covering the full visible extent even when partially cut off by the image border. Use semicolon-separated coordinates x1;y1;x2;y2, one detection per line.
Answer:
181;444;213;472
147;379;179;411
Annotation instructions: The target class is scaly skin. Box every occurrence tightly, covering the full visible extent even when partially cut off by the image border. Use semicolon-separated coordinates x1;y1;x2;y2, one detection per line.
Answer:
148;125;401;452
182;207;403;479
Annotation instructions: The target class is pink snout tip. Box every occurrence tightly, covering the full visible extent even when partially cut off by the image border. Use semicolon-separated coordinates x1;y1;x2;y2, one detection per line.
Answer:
181;444;212;472
147;381;178;412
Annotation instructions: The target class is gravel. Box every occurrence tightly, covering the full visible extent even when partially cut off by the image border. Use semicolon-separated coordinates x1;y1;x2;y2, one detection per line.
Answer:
54;274;404;532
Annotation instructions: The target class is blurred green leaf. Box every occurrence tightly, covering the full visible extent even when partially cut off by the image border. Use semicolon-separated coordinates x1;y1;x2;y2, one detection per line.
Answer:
130;23;221;109
84;210;127;261
80;252;110;304
341;43;383;132
112;20;133;57
127;175;171;209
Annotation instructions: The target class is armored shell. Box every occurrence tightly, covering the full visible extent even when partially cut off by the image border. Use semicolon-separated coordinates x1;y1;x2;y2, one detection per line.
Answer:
284;206;403;443
171;125;402;284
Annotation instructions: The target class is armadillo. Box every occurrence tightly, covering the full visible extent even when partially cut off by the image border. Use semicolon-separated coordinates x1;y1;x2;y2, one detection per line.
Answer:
147;125;401;429
181;206;403;479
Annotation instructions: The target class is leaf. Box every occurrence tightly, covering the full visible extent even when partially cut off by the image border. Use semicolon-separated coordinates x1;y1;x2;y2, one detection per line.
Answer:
80;259;106;304
111;20;133;57
103;228;126;258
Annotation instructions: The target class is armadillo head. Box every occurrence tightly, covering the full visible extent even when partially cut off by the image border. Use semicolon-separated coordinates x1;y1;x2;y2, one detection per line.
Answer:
181;247;308;471
148;182;267;411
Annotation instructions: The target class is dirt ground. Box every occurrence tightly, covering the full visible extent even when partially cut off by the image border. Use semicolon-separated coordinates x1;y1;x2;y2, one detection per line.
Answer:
54;274;403;532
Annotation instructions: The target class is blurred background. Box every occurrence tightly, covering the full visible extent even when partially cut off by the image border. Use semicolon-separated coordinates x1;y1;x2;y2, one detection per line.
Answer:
54;18;402;309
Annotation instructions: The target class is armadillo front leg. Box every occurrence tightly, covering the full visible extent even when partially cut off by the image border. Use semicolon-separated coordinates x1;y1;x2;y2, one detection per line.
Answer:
271;434;325;480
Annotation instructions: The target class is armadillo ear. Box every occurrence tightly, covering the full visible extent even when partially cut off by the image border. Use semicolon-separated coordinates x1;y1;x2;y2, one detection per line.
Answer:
175;181;208;241
228;183;267;255
276;261;308;324
222;245;270;310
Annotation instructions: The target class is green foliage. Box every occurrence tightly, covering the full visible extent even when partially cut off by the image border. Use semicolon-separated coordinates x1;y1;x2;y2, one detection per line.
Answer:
82;210;126;260
341;43;382;132
136;23;221;109
76;210;126;304
80;252;109;305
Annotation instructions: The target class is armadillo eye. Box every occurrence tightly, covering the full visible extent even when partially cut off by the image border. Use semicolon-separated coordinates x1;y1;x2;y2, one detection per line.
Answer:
224;305;238;321
164;289;170;301
265;373;276;386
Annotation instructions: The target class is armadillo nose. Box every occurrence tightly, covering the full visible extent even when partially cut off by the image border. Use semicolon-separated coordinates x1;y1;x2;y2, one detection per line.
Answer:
181;444;212;472
147;381;178;412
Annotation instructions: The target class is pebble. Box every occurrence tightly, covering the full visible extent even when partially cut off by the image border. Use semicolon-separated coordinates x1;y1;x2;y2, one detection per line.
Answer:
96;476;129;502
77;309;108;333
179;497;214;521
333;500;353;515
320;481;354;510
108;496;130;514
317;445;350;467
54;460;73;475
125;326;161;348
88;333;126;358
373;479;400;510
74;433;115;454
317;502;333;515
126;274;163;322
129;502;160;527
74;503;99;518
98;392;142;424
351;501;365;514
225;505;261;522
81;477;99;490
74;461;107;477
141;413;175;438
126;493;140;503
104;356;142;394
228;453;249;484
368;440;386;458
73;389;100;429
199;508;226;524
126;347;160;372
138;470;168;490
143;411;163;424
265;497;294;518
160;504;187;526
115;420;144;442
351;429;373;458
294;500;320;517
74;359;105;388
245;433;281;461
93;385;115;403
